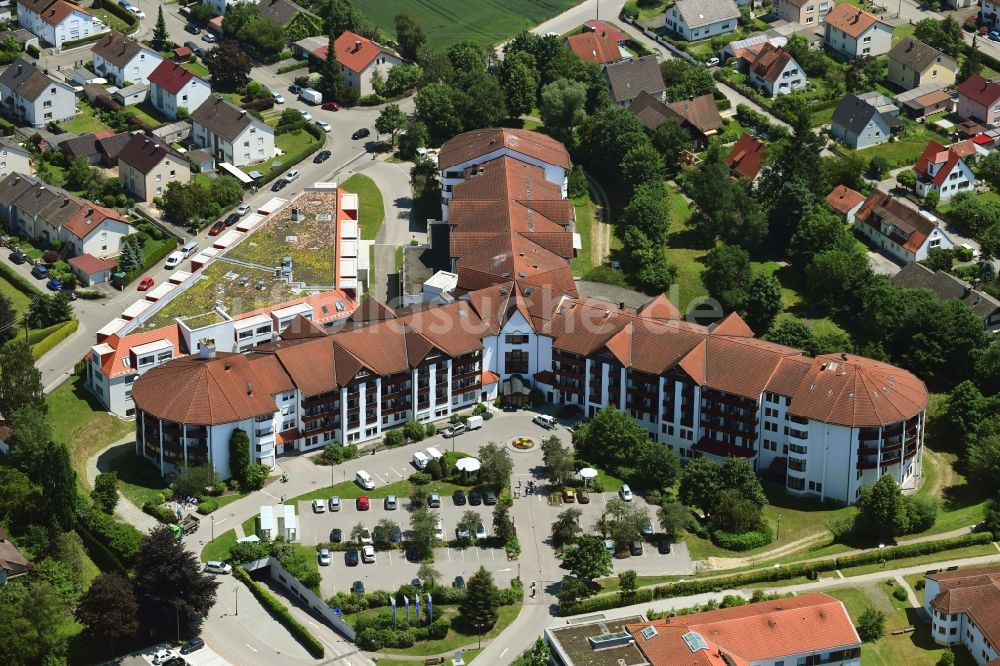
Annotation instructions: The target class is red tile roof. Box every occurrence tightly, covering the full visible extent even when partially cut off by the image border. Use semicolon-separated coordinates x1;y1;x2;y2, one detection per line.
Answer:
97;325;182;379
69;253;117;274
725;133;766;180
41;0;91;26
62;203;128;239
148;60;199;95
438;128;571;170
958;74;1000;107
748;44;792;83
583;20;628;42
626;593;860;666
826;185;865;215
317;31;391;74
565;30;621;64
855;189;938;254
823;3;888;38
914;140;963;187
928;566;1000;654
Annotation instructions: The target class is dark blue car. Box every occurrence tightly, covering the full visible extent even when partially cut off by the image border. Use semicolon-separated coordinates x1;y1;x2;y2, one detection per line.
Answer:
345;548;359;566
46;278;62;291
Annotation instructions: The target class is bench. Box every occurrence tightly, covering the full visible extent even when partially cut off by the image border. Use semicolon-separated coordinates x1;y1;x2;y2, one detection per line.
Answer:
891;626;916;636
423;658;445;665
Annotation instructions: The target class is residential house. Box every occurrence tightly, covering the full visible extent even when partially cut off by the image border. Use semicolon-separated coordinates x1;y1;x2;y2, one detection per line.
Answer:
0;172;133;258
923;566;1000;664
822;4;893;58
725;132;766;181
628;90;723;148
982;0;1000;31
113;83;149;106
887;37;956;92
68;253;117;286
147;60;211;121
854;188;955;263
603;55;665;107
958;74;1000;127
311;31;402;98
830;93;896;149
59;131;106;164
744;43;805;98
16;0;107;49
721;34;786;63
772;0;834;27
914;140;975;201
565;30;621;64
665;0;739;41
255;0;320;36
0;137;30;178
826;184;865;223
0;528;31;583
292;35;325;60
896;83;953;118
92;30;164;88
582;20;628;44
546;594;861;666
892;262;1000;331
190;96;276;167
202;0;251;16
118;134;191;202
0;58;76;127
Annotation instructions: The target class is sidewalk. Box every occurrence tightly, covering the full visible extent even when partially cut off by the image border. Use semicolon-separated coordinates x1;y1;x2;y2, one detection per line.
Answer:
85;436;159;533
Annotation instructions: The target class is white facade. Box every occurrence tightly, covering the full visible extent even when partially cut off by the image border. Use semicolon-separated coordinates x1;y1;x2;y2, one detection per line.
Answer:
342;53;402;98
824;20;892;58
93;46;163;88
916;157;975;201
665;0;739;41
0;141;30;177
17;2;108;49
70;217;132;258
750;55;806;98
191;116;276;167
202;0;257;16
924;577;1000;665
0;67;75;127
854;213;955;264
150;76;211;121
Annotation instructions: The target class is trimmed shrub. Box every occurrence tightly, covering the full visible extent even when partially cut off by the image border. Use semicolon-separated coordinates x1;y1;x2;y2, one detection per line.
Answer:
196;498;220;515
835;532;991;569
234;567;325;658
711;526;773;551
78;508;143;568
31;319;79;359
277;60;309;74
143;501;179;524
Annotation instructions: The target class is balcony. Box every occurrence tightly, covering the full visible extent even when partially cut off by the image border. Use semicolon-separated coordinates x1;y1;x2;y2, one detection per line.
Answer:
255;425;274;437
856;457;878;470
701;405;757;425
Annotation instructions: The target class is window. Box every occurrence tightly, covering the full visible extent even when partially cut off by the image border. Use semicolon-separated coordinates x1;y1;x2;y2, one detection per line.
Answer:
505;334;529;345
505;350;529;374
43;100;51;108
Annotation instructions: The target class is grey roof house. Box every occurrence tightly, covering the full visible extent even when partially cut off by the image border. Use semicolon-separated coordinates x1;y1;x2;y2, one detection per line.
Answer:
0;58;76;127
665;0;740;41
891;262;1000;330
603;55;666;108
830;93;898;150
190;97;276;168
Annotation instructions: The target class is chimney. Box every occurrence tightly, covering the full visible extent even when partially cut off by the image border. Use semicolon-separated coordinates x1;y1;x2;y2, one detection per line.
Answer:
62;197;69;207
246;381;253;395
199;340;216;359
224;362;231;371
619;301;625;310
841;352;848;361
87;207;93;215
354;40;361;51
16;64;21;76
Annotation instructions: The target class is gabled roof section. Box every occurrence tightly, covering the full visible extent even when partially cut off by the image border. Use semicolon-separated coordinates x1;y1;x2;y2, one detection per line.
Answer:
0;57;65;102
826;184;865;215
710;311;754;337
279;314;327;340
148;60;201;95
831;93;881;134
92;31;152;69
348;298;397;323
914;140;964;186
958;74;1000;107
667;94;724;134
40;0;92;26
823;3;889;38
191;97;265;143
325;31;393;75
62;202;128;239
889;36;953;73
438;128;571;170
117;133;186;175
855;189;939;253
566;30;622;64
725;132;766;180
674;0;740;30
748;43;793;83
603;55;665;104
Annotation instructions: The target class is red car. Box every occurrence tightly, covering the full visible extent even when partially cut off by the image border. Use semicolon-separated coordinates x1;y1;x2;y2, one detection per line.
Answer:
208;220;226;236
137;277;154;291
356;496;370;511
321;101;339;111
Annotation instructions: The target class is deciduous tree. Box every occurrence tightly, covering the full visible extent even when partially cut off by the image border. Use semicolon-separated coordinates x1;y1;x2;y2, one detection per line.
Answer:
203;42;252;92
478;441;513;490
492;499;513;544
679;457;722;515
854;474;908;542
74;572;138;654
560;534;612;580
91;471;119;514
498;51;539;118
657;501;690;539
394;13;425;61
857;606;886;642
415;83;462;143
374;103;407;146
539;78;587;141
552;507;583;547
0;341;44;419
618;181;671;246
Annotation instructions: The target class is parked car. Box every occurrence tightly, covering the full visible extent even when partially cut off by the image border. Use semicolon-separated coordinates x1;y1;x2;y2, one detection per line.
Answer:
434;519;444;540
453;489;467;505
532;414;557;430
204;561;232;575
321;101;339;111
183;41;205;57
271;178;288;192
285;169;300;182
619;484;633;501
137;276;154;291
128;4;145;17
358;528;373;544
162;658;186;666
237;202;252;216
184;23;201;35
208;220;226;235
428;493;441;508
384;495;397;510
390;525;402;542
457;524;470;540
361;544;376;563
484;490;498;505
658;539;672;554
328;496;341;511
318;548;331;566
453;575;465;589
180;638;204;655
30;264;48;279
352;580;365;594
604;539;615;553
629;540;643;556
312;499;326;513
468;491;482;506
330;528;342;543
475;521;487;539
271;91;285;104
562;488;575;503
356;495;370;510
578;489;590;504
224;212;240;227
289;83;301;94
352;128;370;140
442;423;466;438
202;32;215;43
405;545;419;562
46;278;62;291
8;251;24;264
300;111;312;122
991;30;1000;41
641;521;654;537
345;548;359;566
315;119;332;132
314;150;331;163
152;649;173;664
165;251;183;269
705;57;720;67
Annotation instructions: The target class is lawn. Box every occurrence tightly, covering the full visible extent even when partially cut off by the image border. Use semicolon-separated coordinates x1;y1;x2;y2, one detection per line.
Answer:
835;120;940;168
355;0;580;47
826;584;977;666
201;528;237;562
61;103;112;135
0;271;35;314
892;22;916;47
91;8;132;33
125;105;162;128
48;376;135;493
378;604;521;656
240;129;319;178
340;174;384;241
182;62;210;79
571;192;595;276
106;448;169;508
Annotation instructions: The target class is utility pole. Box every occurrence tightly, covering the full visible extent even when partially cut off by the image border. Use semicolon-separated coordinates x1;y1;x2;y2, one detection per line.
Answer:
235;586;239;616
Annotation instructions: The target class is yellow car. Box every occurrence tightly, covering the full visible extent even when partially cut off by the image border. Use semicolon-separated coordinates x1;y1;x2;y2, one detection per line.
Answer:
563;488;576;503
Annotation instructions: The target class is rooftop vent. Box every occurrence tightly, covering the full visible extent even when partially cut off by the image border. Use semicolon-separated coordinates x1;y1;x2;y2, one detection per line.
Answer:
199;340;216;359
246;381;253;395
587;631;632;650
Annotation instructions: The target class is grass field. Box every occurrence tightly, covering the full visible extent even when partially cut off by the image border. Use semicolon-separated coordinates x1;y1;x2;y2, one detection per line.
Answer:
61;103;112;135
48;376;135;493
571;193;595;275
201;528;237;562
0;273;34;315
341;174;384;241
355;0;580;47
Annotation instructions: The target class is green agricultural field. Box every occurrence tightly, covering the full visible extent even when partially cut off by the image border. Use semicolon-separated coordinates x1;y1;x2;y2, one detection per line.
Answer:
356;0;581;48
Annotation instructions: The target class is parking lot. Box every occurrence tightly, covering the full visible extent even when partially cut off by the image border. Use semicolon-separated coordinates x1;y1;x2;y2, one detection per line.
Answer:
125;642;232;666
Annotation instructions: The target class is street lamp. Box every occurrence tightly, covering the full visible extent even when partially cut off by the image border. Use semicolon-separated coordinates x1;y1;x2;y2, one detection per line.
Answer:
776;513;781;540
235;586;239;616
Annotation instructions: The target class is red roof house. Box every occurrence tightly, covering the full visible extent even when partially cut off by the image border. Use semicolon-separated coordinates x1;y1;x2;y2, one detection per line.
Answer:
826;184;865;220
312;31;402;97
914;140;975;200
725;132;766;181
957;74;1000;127
583;20;628;43
565;30;621;64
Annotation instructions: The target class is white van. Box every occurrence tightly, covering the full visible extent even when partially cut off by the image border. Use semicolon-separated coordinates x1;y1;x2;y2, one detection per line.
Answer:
205;561;232;575
425;446;443;462
164;251;183;269
355;470;375;490
412;451;429;470
180;240;199;258
466;415;484;430
532;414;557;430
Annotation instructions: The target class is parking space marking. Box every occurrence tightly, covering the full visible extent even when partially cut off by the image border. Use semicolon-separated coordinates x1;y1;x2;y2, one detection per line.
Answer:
373;472;390;485
245;644;258;653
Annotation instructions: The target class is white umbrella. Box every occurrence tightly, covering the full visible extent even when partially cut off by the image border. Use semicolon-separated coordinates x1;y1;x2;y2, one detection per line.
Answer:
579;467;598;487
455;457;481;472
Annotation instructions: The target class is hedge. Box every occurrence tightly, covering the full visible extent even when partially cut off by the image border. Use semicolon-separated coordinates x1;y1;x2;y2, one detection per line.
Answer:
711;527;773;551
234;566;325;658
559;532;994;616
31;319;78;359
196;498;219;515
75;523;130;575
26;45;40;58
78;508;144;569
0;260;41;298
61;33;105;50
143;501;179;524
277;60;309;74
0;117;14;137
96;0;140;30
123;236;177;285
